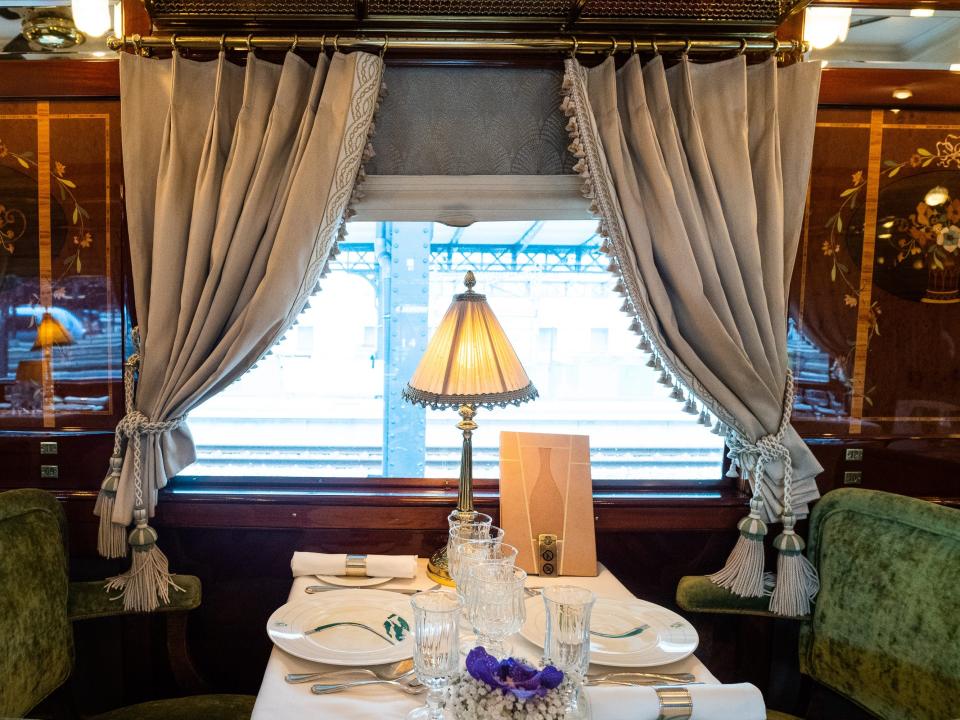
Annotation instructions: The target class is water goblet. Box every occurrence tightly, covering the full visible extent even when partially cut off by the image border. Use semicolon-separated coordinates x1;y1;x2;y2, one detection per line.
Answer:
457;542;519;603
466;563;527;659
408;590;462;720
447;510;492;531
448;524;504;587
542;586;596;720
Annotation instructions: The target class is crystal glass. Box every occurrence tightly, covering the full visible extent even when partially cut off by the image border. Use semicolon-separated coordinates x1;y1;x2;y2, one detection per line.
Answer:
466;563;527;658
542;586;596;720
408;590;462;720
447;510;493;531
457;541;519;603
448;524;504;587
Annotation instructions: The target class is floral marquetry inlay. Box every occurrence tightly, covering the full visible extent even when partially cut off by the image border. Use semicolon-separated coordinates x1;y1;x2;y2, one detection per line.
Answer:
792;109;960;436
0;100;123;430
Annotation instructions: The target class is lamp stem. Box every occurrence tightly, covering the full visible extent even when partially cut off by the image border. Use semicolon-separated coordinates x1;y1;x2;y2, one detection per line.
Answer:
456;404;477;514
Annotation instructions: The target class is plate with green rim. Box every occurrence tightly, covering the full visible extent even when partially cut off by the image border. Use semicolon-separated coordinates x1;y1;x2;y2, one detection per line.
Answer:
267;589;415;665
520;595;698;667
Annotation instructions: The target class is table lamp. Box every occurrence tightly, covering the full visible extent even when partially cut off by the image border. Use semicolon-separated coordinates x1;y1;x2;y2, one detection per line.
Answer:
403;271;537;584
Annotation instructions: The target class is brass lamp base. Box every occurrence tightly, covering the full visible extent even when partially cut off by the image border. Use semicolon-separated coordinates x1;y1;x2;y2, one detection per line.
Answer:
426;544;456;586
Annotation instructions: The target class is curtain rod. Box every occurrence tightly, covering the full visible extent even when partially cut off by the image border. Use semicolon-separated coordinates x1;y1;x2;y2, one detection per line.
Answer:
107;33;806;57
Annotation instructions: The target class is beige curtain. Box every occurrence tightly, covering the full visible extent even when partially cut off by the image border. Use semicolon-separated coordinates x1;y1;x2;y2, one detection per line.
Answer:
561;55;822;615
95;49;383;611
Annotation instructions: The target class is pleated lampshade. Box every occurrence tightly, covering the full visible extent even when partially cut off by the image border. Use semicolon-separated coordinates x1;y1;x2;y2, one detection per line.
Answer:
403;272;537;410
32;311;74;350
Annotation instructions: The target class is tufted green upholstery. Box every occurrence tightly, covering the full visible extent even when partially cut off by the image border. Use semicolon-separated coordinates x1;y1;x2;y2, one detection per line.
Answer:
0;489;74;718
0;488;253;720
678;488;960;720
800;489;960;720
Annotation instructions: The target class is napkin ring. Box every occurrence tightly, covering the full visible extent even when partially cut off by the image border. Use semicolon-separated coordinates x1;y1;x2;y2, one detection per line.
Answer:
345;554;367;577
655;687;692;720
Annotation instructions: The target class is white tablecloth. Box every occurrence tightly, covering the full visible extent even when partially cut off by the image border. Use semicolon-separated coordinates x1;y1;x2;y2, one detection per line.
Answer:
252;560;720;719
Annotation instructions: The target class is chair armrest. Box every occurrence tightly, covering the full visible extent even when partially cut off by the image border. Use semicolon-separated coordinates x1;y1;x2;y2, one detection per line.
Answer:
676;576;801;618
68;574;201;621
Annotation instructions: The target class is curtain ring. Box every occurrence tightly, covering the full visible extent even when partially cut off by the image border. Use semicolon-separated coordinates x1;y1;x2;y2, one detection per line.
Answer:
290;34;299;52
607;36;617;57
570;35;578;57
773;38;783;57
219;34;226;52
333;34;340;53
681;39;692;56
630;37;637;56
380;34;388;59
320;34;326;54
246;33;254;52
169;33;178;53
651;39;659;56
132;33;141;55
738;38;747;56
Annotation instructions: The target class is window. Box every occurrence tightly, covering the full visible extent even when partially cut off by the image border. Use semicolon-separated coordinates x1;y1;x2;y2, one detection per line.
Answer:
183;220;724;482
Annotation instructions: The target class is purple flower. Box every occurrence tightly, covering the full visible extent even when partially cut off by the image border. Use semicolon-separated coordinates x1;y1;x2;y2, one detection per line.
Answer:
465;647;564;700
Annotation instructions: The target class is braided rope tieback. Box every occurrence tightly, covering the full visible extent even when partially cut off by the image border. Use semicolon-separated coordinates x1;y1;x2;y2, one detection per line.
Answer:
710;370;803;603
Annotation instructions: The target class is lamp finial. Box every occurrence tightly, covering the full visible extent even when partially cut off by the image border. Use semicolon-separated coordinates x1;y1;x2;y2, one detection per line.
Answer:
463;271;476;291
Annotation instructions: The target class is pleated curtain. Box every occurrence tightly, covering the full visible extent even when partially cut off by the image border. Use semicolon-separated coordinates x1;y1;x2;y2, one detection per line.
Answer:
561;54;823;615
95;49;384;611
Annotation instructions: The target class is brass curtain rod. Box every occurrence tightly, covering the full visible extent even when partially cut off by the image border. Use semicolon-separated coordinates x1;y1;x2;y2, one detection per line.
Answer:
107;33;806;56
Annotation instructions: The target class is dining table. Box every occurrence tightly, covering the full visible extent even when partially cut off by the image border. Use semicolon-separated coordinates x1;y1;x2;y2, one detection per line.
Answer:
252;558;726;719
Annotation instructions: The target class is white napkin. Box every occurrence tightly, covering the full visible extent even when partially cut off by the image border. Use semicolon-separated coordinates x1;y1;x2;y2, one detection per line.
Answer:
587;682;765;720
290;552;417;579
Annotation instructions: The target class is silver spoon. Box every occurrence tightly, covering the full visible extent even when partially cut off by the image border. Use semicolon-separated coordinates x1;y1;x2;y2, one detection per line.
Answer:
311;678;425;695
286;658;414;684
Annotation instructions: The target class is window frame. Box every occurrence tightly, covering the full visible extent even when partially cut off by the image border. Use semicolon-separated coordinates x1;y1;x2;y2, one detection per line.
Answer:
173;175;734;499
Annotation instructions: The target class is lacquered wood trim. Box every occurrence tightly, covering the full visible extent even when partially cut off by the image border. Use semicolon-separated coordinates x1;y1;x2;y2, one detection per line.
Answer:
819;68;960;108
0;60;120;98
54;485;750;532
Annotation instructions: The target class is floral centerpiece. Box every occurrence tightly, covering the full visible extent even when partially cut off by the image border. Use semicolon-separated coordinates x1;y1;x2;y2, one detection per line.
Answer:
448;647;569;720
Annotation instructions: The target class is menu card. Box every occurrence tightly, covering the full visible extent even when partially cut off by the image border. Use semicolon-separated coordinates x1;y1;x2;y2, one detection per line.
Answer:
499;431;598;577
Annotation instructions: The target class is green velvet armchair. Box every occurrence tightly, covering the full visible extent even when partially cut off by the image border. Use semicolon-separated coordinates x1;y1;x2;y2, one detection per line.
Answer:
676;488;960;720
0;488;255;719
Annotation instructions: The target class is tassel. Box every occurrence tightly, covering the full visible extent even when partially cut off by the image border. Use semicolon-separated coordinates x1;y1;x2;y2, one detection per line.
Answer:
712;420;725;435
95;456;127;559
709;497;769;598
769;513;820;616
638;337;652;353
613;278;626;295
628;318;641;334
683;398;699;415
653;356;662;371
105;510;184;613
645;355;657;368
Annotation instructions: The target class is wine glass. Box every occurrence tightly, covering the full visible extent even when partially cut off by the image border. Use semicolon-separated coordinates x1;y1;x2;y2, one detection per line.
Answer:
466;563;527;659
408;590;461;720
542;586;596;719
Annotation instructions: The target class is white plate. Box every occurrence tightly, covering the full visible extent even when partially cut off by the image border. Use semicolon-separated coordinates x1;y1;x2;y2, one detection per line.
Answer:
520;595;698;668
316;574;392;588
267;589;415;666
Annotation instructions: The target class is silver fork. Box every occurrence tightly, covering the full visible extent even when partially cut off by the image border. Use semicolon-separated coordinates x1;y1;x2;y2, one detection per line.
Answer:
311;678;425;695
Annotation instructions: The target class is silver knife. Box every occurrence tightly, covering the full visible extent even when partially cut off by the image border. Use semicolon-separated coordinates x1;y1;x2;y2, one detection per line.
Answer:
305;584;440;595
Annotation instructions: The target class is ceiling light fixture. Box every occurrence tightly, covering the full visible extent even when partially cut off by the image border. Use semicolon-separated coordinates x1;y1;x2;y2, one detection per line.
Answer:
71;0;111;38
892;88;914;100
910;8;935;17
21;14;84;50
803;7;852;50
